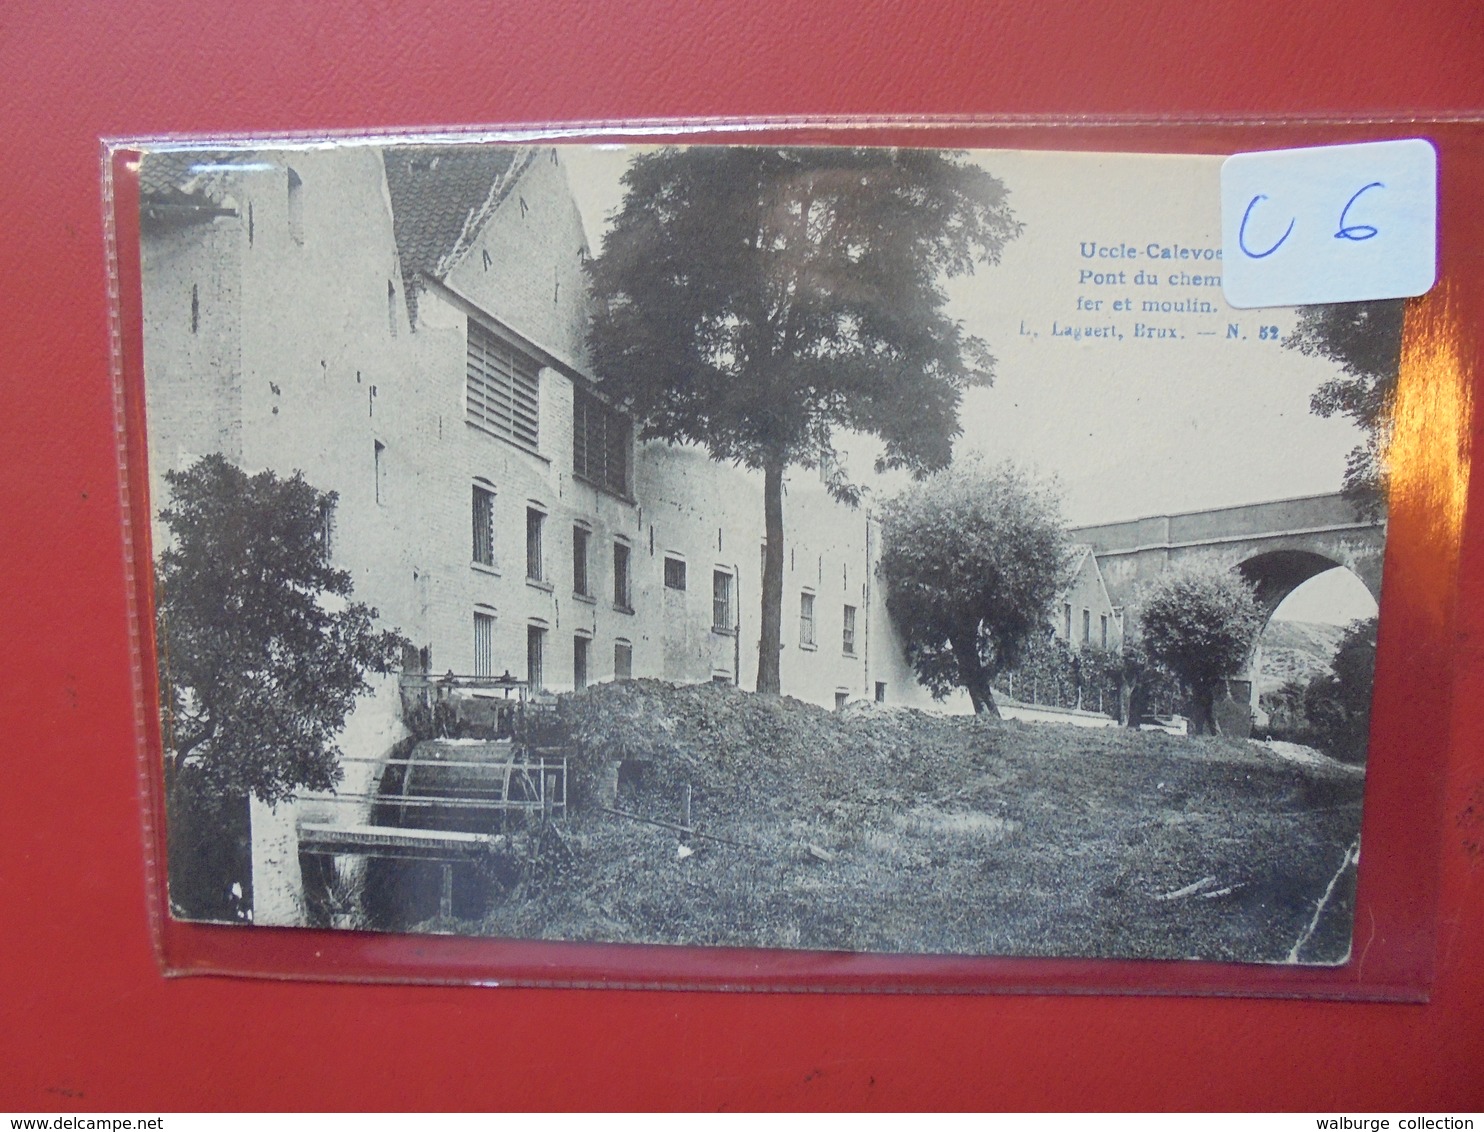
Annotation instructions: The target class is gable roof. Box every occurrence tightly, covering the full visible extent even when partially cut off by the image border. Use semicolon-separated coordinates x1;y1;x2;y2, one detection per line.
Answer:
1062;543;1095;588
381;144;538;322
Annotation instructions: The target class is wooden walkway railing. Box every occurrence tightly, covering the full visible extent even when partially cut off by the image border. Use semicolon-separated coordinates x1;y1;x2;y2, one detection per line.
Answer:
296;740;569;919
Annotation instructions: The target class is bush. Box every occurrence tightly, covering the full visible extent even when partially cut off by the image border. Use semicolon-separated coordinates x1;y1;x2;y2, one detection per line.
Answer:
1137;562;1262;736
1256;618;1376;764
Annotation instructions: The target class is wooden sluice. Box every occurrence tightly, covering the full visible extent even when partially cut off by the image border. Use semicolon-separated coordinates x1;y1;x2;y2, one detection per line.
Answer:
295;672;569;922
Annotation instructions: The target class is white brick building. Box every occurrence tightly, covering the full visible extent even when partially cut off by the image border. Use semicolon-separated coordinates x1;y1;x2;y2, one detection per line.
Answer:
141;142;952;918
1054;545;1125;654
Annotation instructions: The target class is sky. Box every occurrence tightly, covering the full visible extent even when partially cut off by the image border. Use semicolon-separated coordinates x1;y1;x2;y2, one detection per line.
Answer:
558;145;1380;626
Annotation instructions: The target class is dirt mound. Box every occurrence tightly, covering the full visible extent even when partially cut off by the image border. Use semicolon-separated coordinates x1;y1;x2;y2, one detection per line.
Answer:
559;679;987;820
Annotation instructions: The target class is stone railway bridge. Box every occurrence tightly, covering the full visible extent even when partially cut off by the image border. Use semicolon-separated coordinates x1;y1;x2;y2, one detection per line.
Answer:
1071;492;1385;722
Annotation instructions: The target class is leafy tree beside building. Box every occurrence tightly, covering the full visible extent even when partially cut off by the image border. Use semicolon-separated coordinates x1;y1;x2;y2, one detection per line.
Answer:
585;146;1022;694
156;455;406;919
1136;561;1263;736
878;459;1069;716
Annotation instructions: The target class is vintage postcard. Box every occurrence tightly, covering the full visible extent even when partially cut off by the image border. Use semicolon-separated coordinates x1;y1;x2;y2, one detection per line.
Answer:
136;140;1389;963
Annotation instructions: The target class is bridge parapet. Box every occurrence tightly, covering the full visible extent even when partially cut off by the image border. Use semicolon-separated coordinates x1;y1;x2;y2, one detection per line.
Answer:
1072;492;1385;609
1074;493;1379;554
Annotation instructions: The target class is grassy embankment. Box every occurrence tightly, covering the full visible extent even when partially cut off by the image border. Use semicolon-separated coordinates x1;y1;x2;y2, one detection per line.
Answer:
411;680;1365;963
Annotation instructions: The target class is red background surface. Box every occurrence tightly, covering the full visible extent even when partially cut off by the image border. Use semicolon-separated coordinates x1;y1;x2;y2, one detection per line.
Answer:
4;0;1484;1111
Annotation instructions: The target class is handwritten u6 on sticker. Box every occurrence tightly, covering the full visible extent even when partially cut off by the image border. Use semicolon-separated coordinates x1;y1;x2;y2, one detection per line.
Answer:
1221;139;1436;308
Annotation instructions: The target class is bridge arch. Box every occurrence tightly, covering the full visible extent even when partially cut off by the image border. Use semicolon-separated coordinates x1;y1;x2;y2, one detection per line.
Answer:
1243;558;1379;734
1071;493;1385;735
1239;549;1354;623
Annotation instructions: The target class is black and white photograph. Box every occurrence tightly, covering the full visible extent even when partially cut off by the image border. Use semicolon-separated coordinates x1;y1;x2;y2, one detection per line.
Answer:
137;140;1393;963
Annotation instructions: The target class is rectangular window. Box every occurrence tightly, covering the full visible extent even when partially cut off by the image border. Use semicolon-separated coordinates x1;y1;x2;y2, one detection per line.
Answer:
527;625;545;692
712;570;733;631
318;498;337;561
1100;614;1109;649
573;635;590;691
467;318;540;450
613;542;632;610
614;640;633;681
664;556;687;591
373;440;386;505
1063;602;1073;640
572;525;590;596
572;386;632;497
1082;608;1091;644
526;508;545;582
875;681;887;703
472;484;495;566
834;691;848;710
843;604;857;655
474;612;495;677
800;592;816;649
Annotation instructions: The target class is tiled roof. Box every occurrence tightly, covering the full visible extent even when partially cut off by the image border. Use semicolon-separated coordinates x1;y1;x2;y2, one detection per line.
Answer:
382;145;536;305
139;151;202;198
138;148;255;200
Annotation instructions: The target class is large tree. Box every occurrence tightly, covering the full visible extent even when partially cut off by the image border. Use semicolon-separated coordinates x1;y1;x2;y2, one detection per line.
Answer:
586;146;1022;694
1136;562;1263;736
156;455;405;917
1284;299;1405;518
878;459;1069;716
